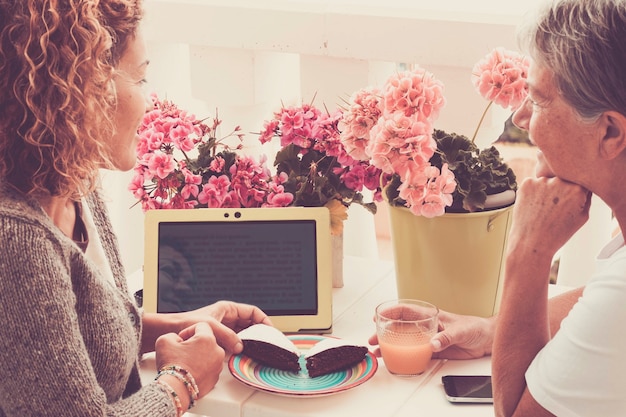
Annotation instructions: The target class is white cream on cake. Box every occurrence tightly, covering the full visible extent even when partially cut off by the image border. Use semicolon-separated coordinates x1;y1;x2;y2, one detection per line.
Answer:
304;337;368;377
237;324;299;354
303;337;352;358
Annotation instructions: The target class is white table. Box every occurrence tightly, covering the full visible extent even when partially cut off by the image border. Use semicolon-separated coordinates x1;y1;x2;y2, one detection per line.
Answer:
137;255;570;417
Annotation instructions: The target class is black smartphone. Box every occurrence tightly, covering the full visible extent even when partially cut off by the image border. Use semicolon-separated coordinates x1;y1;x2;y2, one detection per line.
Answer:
441;375;493;403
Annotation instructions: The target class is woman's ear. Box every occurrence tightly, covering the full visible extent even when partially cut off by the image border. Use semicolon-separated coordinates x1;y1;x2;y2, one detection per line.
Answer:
599;111;626;160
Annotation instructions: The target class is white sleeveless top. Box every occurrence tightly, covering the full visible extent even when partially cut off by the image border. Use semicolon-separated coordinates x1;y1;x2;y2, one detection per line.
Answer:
81;199;116;288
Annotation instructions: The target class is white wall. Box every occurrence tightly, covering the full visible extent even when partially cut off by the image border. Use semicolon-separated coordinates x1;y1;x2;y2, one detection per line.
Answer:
105;0;613;285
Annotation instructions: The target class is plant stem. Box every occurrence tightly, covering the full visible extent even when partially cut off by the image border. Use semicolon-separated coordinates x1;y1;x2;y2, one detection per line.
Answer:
471;100;493;144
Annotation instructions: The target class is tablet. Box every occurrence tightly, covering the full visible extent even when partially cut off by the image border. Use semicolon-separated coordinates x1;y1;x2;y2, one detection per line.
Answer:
142;207;333;333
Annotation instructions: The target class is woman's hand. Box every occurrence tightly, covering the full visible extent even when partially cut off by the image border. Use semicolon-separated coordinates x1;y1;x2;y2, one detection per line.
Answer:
507;176;591;262
155;322;225;399
150;301;273;405
429;310;495;359
176;301;273;355
368;310;495;360
142;301;272;356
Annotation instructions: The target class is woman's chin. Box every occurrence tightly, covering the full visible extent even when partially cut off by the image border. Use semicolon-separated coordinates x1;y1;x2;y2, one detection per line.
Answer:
534;151;556;178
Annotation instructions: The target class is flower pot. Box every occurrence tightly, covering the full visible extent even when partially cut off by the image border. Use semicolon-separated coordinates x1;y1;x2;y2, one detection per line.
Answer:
388;202;514;317
332;232;344;288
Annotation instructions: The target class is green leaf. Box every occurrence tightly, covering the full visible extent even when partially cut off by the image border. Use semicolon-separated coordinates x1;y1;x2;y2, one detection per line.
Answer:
390;129;517;213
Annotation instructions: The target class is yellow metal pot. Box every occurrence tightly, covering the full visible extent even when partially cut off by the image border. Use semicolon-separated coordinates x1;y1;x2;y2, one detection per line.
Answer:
388;203;513;317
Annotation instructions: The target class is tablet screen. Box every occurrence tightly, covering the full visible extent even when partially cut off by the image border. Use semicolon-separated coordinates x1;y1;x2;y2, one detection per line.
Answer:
156;220;319;315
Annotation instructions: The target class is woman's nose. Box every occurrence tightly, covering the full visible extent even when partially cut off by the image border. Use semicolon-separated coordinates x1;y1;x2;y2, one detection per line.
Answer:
512;96;531;131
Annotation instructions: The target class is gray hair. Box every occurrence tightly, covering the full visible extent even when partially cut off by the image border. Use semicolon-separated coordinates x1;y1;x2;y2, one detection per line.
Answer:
518;0;626;121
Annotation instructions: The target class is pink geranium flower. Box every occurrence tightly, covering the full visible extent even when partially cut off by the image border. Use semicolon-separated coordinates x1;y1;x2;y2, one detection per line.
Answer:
382;67;446;123
130;95;293;211
180;167;201;199
339;66;453;215
472;47;530;111
257;101;382;229
339;87;383;161
147;153;176;179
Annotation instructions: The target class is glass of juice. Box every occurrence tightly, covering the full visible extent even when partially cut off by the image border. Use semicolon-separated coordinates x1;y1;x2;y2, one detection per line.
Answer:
375;299;439;376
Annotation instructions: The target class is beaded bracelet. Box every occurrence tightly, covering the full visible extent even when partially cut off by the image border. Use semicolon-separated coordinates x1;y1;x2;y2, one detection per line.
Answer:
156;365;200;409
155;378;184;417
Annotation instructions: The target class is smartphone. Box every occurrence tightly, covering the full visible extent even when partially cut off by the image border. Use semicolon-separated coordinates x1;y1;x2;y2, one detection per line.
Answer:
441;375;493;403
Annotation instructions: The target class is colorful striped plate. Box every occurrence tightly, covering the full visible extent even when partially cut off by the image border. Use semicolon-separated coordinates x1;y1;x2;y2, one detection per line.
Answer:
228;335;378;397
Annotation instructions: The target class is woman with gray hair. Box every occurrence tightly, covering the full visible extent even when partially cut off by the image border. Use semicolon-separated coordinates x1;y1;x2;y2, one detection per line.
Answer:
370;1;626;415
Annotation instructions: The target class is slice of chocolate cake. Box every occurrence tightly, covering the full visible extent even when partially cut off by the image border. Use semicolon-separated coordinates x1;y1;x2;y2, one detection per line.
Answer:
237;324;301;373
304;338;368;378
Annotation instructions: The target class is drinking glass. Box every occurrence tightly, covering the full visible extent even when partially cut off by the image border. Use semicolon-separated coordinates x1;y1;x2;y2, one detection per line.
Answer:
375;299;439;376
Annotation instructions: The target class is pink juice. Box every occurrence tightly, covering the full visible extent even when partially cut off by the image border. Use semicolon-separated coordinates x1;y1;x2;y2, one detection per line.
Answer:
378;331;434;375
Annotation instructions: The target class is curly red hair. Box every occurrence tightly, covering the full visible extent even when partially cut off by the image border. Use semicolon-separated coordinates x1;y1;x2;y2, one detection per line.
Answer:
0;0;143;198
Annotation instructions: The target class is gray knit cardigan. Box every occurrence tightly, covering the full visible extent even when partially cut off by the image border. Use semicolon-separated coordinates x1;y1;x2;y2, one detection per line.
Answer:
0;184;176;416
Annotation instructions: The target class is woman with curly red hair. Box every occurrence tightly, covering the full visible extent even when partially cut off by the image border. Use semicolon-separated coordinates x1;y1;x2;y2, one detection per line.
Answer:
0;1;270;415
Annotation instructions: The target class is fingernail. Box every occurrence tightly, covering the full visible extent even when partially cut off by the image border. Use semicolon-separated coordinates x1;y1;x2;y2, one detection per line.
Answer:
431;339;442;351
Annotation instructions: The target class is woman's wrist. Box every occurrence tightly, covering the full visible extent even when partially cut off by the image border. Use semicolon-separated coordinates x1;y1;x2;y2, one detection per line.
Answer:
157;365;200;409
155;373;190;415
481;315;497;355
141;312;187;353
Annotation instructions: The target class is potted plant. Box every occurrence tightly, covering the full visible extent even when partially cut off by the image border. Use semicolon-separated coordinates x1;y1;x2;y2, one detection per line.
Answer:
129;95;294;211
339;47;529;316
257;102;383;287
383;129;518;214
257;102;381;235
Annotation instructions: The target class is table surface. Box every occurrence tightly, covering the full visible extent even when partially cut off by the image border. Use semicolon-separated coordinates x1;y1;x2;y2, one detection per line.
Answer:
136;255;569;417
